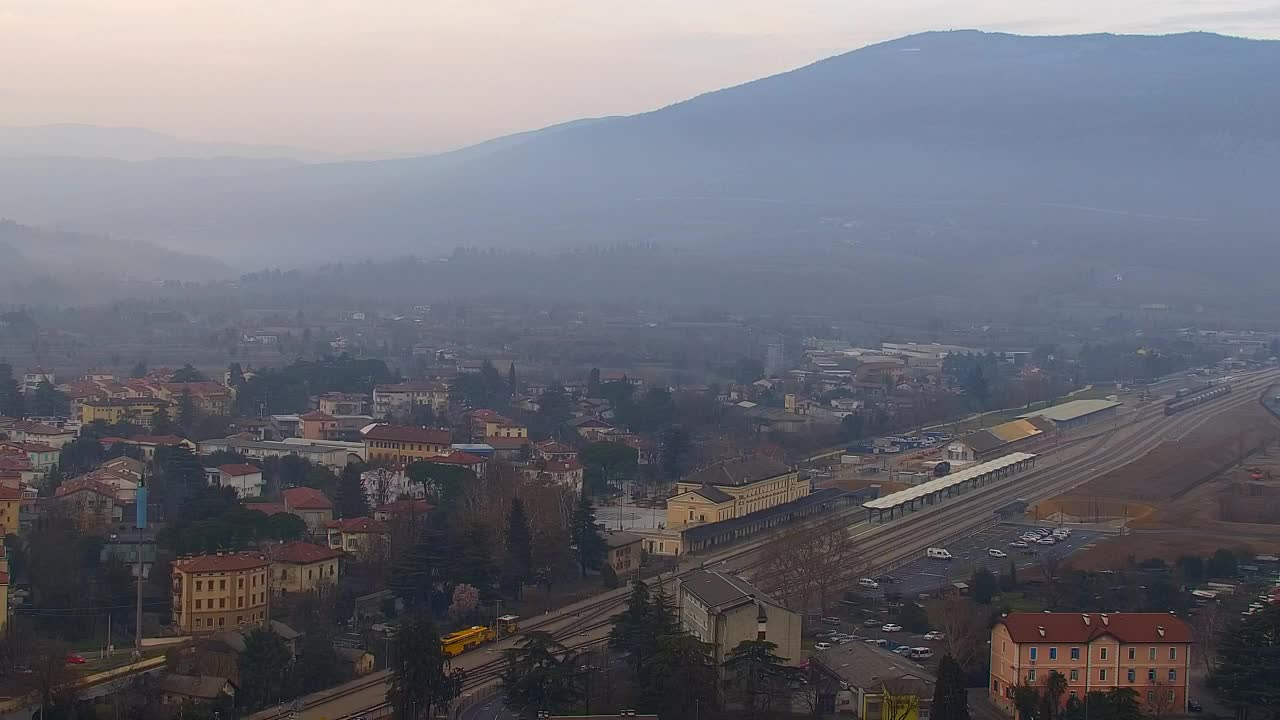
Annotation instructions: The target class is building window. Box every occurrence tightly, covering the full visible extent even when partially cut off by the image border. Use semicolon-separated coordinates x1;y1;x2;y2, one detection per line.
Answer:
1168;690;1175;702
218;617;225;627
1069;691;1077;699
1168;670;1176;682
238;597;244;608
1148;647;1157;661
1100;648;1109;661
1070;647;1080;660
1099;669;1108;682
993;680;999;692
195;599;202;609
1170;647;1177;661
1128;669;1136;683
1027;669;1036;682
1049;647;1058;660
237;615;243;624
1147;669;1155;682
1030;647;1038;661
195;580;202;591
238;578;244;589
1147;691;1155;703
1069;670;1079;682
1128;647;1136;661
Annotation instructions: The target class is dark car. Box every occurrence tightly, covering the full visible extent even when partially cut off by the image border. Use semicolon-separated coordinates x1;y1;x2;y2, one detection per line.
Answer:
1187;701;1203;713
878;575;897;584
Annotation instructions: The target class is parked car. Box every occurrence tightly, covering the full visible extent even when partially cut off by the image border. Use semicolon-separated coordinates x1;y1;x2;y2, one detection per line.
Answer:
1037;537;1057;545
822;616;842;625
895;646;914;656
864;618;883;627
989;549;1008;558
815;630;837;639
858;578;881;589
1009;541;1029;549
882;624;903;632
1187;701;1203;713
878;575;897;584
923;631;946;640
65;654;87;665
814;642;832;651
910;647;934;660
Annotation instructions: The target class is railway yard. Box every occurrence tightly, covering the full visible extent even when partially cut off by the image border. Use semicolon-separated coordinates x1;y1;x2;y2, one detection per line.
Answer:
250;367;1280;720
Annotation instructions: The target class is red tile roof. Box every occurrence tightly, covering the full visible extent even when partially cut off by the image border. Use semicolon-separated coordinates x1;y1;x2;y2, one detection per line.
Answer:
544;459;584;473
217;464;262;477
266;541;344;564
996;613;1194;644
282;486;333;510
326;517;390;534
245;502;288;516
0;486;23;501
54;477;116;499
0;441;57;453
127;435;188;446
362;424;452;445
11;421;68;435
533;440;576;454
173;552;271;573
0;455;32;472
430;451;486;466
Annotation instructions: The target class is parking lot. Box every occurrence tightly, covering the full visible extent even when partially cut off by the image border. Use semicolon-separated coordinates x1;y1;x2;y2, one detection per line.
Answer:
864;522;1103;598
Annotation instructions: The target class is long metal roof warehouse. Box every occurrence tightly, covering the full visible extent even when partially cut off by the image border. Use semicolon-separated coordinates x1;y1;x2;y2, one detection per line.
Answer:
1018;399;1121;428
863;452;1037;520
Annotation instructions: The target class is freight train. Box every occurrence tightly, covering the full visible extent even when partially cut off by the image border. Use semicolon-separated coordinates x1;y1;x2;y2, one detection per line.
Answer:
1164;383;1232;415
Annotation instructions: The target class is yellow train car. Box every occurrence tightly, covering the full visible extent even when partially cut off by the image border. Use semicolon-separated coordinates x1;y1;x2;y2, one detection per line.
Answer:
440;626;494;657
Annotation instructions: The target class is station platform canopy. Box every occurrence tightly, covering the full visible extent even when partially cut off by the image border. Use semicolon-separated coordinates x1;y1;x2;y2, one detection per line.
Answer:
862;452;1037;511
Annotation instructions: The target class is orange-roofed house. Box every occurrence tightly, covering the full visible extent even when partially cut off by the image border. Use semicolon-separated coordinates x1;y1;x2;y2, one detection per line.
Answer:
532;440;578;462
360;424;452;465
298;411;339;441
326;517;391;557
0;441;59;475
266;541;343;596
989;612;1194;717
280;487;334;535
5;421;75;449
373;498;434;523
171;552;271;635
53;478;117;532
428;451;488;477
215;464;265;498
0;454;36;486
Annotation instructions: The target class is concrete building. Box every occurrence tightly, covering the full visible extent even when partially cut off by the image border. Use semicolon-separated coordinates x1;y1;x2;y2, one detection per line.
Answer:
989;613;1194;717
171;552;271;635
215;464;265;498
5;421;75;449
667;456;808;528
603;530;643;576
361;424;453;465
280;487;334;536
810;640;937;718
198;437;364;470
1018;399;1122;431
675;569;802;667
80;397;171;427
944;417;1054;462
326;517;391;557
372;381;449;418
317;392;369;416
266;541;343;596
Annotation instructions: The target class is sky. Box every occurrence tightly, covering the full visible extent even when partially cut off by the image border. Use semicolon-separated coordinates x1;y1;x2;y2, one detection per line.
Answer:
3;0;1280;156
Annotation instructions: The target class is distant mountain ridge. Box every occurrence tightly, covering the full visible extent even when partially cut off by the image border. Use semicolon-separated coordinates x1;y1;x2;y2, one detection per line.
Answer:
0;30;1278;285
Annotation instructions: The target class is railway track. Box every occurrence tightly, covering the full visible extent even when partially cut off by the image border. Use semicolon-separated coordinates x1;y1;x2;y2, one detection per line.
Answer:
261;369;1279;720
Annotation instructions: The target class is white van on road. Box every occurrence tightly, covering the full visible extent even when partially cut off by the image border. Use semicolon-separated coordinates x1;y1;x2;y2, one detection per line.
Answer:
926;547;953;560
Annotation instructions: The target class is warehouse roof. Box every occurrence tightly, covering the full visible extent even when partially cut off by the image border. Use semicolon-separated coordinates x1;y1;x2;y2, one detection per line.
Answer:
1019;399;1121;423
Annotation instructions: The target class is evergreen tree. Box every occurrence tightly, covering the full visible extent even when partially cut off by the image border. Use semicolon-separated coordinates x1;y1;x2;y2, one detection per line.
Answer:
172;364;206;383
129;362;148;379
1062;695;1086;720
449;522;498;602
932;655;971;720
294;623;343;694
502;498;533;598
226;362;246;388
659;425;692;479
236;628;294;711
971;568;998;604
177;389;198;431
390;525;451;613
587;368;601;397
28;380;68;417
644;633;718;718
608;579;653;672
722;639;802;718
570;491;606;578
334;463;369;519
388;612;464;720
1210;604;1280;717
0;361;20;418
150;406;176;435
501;632;581;717
507;362;518;395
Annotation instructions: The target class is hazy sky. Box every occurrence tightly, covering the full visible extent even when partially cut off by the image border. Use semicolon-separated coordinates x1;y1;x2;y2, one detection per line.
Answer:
3;0;1279;155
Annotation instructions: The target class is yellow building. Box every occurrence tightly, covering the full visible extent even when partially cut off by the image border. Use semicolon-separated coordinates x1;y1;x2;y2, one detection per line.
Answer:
80;398;171;427
361;424;453;465
0;486;19;538
0;569;8;635
171;553;271;635
266;541;343;596
666;456;808;528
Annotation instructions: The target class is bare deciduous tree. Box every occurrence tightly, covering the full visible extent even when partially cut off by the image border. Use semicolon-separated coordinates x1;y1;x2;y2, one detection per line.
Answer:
940;597;989;671
1191;603;1225;674
759;520;862;612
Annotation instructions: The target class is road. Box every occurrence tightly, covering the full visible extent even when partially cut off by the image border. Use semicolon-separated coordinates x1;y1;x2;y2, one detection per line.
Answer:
252;367;1280;720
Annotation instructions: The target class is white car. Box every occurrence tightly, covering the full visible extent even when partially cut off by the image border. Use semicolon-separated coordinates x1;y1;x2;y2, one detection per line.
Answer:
989;549;1008;558
815;642;832;651
1037;537;1057;545
882;624;903;632
1009;541;1029;549
923;631;946;640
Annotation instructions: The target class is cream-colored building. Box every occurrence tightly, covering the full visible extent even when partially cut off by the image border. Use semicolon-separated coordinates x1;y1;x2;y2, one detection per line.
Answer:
667;456;808;528
266;541;343;596
675;569;802;667
171;553;271;635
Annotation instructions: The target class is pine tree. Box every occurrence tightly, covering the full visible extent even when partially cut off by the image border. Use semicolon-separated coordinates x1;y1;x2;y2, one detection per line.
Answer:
501;632;581;717
390;526;451;613
609;579;652;672
1210;604;1280;718
129;362;148;379
932;655;971;720
389;612;464;720
644;633;718;719
570;490;606;578
177;389;198;432
502;498;533;598
0;361;23;418
150;406;176;435
334;463;369;519
587;367;601;397
507;362;518;395
722;639;802;718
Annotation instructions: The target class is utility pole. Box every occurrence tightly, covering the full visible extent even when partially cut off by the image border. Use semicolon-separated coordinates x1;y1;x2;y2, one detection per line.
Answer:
135;479;148;657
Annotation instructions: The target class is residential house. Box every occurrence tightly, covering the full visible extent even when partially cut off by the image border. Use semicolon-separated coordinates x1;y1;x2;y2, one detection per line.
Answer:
22;368;55;394
159;674;236;707
569;416;615;439
326;517;391;557
361;424;452;465
159;382;235;416
317;392;369;416
0;454;36;486
666;456;809;528
0;441;59;475
298;411;339;440
101;434;196;461
266;541;343;596
82;467;139;501
53;478;117;532
170;552;271;635
810;641;937;719
336;647;376;677
198;436;364;469
427;451;488;476
80;397;171;428
674;569;802;666
280;487;335;536
604;531;643;576
616;435;657;465
100;456;145;483
989;613;1194;717
5;421;75;449
215;464;265;498
360;467;427;508
373;498;433;524
372;381;449;418
532;440;578;462
0;485;21;536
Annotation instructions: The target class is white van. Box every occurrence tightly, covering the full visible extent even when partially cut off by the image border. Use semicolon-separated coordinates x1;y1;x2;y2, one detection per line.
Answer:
909;647;934;660
858;577;881;589
926;547;953;560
